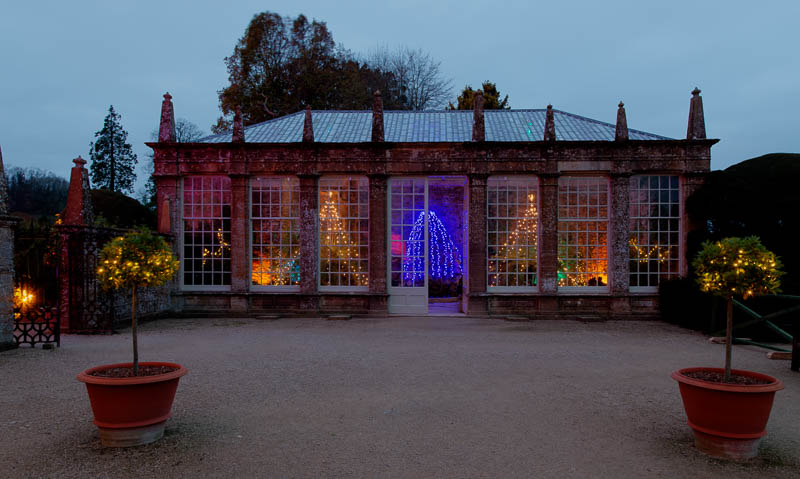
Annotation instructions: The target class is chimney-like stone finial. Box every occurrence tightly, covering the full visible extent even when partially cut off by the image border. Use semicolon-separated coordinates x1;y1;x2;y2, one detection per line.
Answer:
0;145;8;216
615;101;629;141
158;92;176;142
687;87;706;140
63;156;94;226
302;106;314;143
372;90;385;142
232;106;244;143
544;104;556;142
472;90;485;142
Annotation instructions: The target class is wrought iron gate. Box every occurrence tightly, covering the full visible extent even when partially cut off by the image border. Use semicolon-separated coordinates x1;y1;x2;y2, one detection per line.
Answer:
14;305;59;347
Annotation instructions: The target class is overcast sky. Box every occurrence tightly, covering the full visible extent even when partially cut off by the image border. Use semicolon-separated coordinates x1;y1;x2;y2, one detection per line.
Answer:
1;0;798;193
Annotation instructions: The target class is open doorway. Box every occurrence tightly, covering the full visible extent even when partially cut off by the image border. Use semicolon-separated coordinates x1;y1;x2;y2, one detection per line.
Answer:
426;177;466;314
387;176;467;315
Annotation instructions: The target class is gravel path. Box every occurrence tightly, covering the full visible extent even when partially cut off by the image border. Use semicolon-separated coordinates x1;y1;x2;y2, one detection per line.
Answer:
1;316;799;478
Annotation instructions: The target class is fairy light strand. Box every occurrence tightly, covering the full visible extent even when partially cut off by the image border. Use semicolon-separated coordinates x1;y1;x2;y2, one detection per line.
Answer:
403;211;463;281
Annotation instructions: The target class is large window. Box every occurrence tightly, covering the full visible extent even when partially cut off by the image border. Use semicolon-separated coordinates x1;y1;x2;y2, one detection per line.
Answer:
319;176;369;289
487;177;539;290
557;177;609;290
251;177;300;288
629;175;680;289
182;176;231;288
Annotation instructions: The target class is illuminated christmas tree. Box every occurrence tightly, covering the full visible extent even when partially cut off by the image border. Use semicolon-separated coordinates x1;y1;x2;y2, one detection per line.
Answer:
404;211;462;282
499;194;538;260
489;193;538;286
320;191;368;286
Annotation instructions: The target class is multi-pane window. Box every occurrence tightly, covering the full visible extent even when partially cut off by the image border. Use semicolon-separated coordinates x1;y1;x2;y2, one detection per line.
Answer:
557;177;609;289
319;177;369;289
487;177;539;290
629;175;680;288
251;177;300;288
182;176;231;288
390;179;426;287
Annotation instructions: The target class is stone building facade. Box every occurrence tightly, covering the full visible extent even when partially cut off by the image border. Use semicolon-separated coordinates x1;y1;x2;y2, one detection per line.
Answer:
149;89;716;317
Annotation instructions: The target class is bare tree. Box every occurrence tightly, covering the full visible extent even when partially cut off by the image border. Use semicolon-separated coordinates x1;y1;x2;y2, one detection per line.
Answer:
365;45;453;110
173;119;205;143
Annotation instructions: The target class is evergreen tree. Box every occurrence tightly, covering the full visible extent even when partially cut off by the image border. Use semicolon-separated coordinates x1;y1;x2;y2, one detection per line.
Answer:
89;105;137;193
448;81;510;110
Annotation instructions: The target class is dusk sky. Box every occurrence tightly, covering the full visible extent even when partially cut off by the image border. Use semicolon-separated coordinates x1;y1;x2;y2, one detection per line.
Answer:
2;0;798;194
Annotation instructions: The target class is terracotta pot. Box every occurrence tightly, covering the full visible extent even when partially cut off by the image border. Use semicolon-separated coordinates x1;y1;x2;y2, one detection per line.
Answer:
671;367;783;460
77;362;188;447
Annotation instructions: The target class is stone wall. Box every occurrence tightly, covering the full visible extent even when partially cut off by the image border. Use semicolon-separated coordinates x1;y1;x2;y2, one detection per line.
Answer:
111;284;172;327
0;218;18;350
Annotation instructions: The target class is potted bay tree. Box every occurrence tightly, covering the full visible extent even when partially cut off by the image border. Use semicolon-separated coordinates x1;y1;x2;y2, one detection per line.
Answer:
77;229;186;447
671;236;785;460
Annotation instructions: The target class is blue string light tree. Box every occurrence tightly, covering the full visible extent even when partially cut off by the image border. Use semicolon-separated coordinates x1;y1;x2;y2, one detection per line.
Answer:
403;211;463;297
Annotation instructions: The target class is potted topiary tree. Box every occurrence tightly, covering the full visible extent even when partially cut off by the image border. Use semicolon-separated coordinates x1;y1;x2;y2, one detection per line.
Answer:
671;236;785;460
76;229;186;447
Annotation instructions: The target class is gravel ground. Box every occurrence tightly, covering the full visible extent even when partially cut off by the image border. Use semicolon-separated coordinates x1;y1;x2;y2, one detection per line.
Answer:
1;316;799;478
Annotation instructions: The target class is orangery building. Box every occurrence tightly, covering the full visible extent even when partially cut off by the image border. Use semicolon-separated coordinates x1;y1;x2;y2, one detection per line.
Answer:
149;89;715;317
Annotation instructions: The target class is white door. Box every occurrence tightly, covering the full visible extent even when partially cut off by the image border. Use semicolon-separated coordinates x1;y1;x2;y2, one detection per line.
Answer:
388;178;428;314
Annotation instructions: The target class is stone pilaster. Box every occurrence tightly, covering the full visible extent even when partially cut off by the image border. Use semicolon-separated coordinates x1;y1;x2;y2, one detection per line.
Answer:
59;157;95;333
155;177;179;235
0;217;17;351
298;175;319;297
367;174;388;296
63;157;93;226
538;174;559;295
0;145;8;216
0;145;19;350
466;174;488;313
229;176;249;304
610;173;632;313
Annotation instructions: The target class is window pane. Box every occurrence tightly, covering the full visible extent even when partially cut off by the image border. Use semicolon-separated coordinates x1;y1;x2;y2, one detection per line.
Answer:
628;175;680;288
251;177;300;286
557;177;608;287
182;176;231;286
487;177;538;289
319;177;369;288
